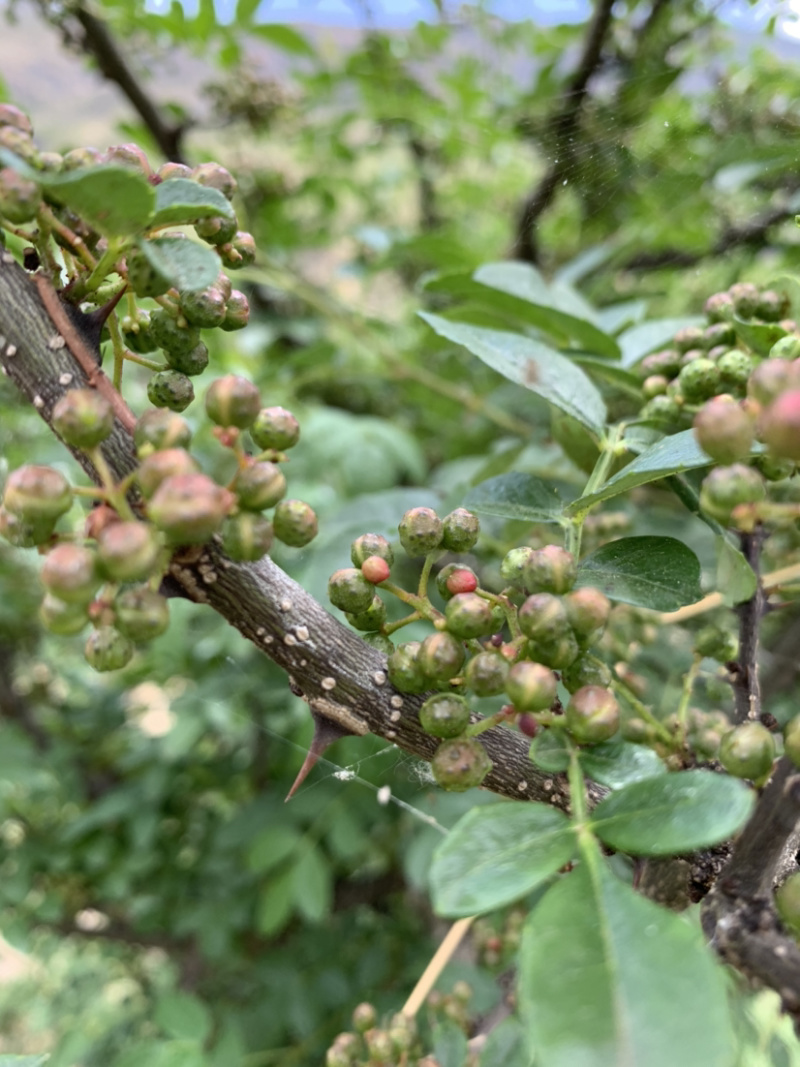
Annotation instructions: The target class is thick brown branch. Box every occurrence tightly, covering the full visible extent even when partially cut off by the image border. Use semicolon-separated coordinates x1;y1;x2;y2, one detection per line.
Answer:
702;759;800;1021
72;4;187;163
513;0;616;263
0;252;605;812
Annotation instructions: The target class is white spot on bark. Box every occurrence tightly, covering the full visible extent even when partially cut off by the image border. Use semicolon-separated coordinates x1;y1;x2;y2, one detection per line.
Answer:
284;634;297;646
517;780;528;792
390;710;401;722
386;730;397;740
544;780;553;791
296;625;309;642
48;334;66;350
256;627;265;637
321;677;336;691
377;785;391;804
279;599;293;612
300;658;307;667
58;373;73;385
6;344;17;357
372;671;386;686
2;252;13;264
390;696;403;709
33;395;44;409
264;635;274;645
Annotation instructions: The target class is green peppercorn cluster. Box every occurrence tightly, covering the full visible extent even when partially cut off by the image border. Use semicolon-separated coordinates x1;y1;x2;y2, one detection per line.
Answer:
324;985;474;1067
327;504;620;790
0;108;318;674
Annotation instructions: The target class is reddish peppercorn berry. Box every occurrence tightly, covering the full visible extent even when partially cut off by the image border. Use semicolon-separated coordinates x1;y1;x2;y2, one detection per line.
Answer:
361;556;390;584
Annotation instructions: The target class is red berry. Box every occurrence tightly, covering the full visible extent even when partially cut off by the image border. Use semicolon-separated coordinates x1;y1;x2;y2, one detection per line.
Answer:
361;555;390;584
446;569;478;595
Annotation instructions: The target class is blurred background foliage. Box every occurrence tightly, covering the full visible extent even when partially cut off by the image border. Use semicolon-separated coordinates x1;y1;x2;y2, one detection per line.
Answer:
3;0;800;1062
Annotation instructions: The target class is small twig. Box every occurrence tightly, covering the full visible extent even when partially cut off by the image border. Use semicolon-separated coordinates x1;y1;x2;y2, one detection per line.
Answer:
402;916;475;1018
732;528;765;724
658;561;800;625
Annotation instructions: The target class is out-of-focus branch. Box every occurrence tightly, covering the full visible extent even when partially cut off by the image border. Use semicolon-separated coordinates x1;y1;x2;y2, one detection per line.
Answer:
71;3;187;163
513;0;617;264
732;528;765;725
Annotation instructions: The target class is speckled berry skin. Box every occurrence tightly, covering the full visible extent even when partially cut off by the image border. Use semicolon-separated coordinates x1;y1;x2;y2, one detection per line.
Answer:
398;507;443;557
328;568;375;614
441;508;480;552
351;534;394;568
387;642;428;694
114;587;170;642
464;651;508;696
419;693;471;739
719;723;775;781
251;407;301;452
565;686;620;745
431;738;491;791
272;500;318;548
52;389;114;449
504;661;557;712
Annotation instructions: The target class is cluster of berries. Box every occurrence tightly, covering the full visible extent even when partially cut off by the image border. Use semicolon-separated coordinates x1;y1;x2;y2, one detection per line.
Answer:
325;987;474;1067
328;507;618;792
0;105;253;413
0;378;315;672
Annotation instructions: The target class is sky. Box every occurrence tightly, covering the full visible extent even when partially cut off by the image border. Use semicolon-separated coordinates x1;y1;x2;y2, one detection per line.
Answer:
142;0;800;36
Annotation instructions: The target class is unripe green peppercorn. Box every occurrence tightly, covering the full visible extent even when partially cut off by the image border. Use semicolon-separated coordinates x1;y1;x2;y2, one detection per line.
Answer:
85;626;134;672
220;290;250;331
148;473;234;544
757;290;789;321
719;722;775;781
705;291;736;322
0;167;40;224
0;507;54;548
419;693;471;739
565;685;620;745
125;246;171;298
444;592;496;639
273;499;318;547
398;507;443;557
641;395;681;423
137;448;199;498
114;587;170;642
769;335;800;361
352;1002;377;1034
784;715;800;769
674;326;705;353
362;631;394;655
717;350;753;392
518;593;571;643
440;508;480;552
522;545;577;595
700;464;766;524
351;533;394;568
760;390;800;461
776;872;800;938
235;461;286;511
97;521;161;582
729;282;761;319
41;543;99;604
0;103;32;135
251;406;301;451
39;593;89;635
563;587;611;643
147;370;194;412
52;389;114;449
165;341;209;377
748;359;800;405
345;594;387;631
505;660;556;712
693;395;755;465
464;651;508;696
418;631;465;682
150;310;201;357
499;546;535;588
694;625;738;662
195;213;238;246
678;358;721;403
134;410;192;455
561;654;612;693
431;738;491;792
328;568;375;614
121;310;158;354
205;374;261;429
220;513;274;562
4;465;72;525
192;161;238;199
179;285;227;328
387;641;428;694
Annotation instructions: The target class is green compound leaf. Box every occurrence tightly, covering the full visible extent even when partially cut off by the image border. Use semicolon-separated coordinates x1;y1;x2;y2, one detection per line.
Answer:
139;236;220;292
589;769;755;856
579;741;666;789
518;859;734;1067
473;261;620;359
420;312;607;436
575;536;702;612
430;802;576;917
530;732;665;789
151;178;235;228
733;316;785;357
566;431;711;514
43;165;155;236
463;472;566;523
